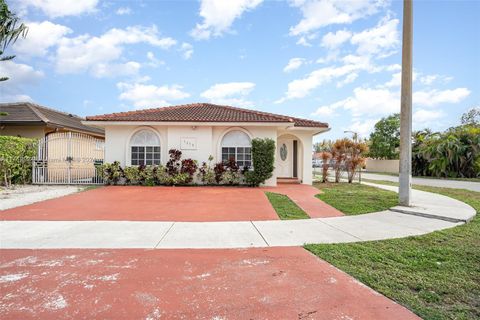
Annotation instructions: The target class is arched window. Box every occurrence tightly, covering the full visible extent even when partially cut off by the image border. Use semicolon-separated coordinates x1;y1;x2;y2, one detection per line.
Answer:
221;130;252;167
130;129;161;165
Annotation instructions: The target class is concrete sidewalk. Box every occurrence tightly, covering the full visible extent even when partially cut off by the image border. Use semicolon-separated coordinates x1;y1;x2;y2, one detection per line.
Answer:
1;183;475;249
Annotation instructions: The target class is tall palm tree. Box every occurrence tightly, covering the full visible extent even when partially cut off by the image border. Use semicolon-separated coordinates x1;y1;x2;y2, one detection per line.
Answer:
0;0;28;82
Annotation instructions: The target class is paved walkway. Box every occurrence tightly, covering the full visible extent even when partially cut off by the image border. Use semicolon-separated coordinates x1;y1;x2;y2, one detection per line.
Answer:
361;172;480;192
0;184;342;221
1;183;475;249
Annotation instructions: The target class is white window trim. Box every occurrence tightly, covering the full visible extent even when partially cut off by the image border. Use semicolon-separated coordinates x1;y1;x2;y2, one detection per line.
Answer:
126;127;163;166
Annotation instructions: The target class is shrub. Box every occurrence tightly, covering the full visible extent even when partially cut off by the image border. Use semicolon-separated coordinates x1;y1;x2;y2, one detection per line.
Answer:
166;149;182;175
138;165;156;186
180;158;198;183
245;138;275;187
123;166;140;185
213;161;226;184
0;136;37;187
221;170;241;185
100;161;123;185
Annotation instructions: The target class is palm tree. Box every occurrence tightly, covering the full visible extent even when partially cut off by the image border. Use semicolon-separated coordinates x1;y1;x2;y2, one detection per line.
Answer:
0;0;28;82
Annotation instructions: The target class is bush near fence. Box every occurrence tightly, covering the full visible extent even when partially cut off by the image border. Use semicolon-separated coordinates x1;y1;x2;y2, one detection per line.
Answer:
0;136;37;187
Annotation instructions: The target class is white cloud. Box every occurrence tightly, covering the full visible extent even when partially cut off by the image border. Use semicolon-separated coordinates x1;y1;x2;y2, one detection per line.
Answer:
0;60;44;102
55;25;176;77
146;52;165;68
336;72;358;87
277;55;375;102
289;0;385;36
91;61;141;78
413;109;445;125
190;0;263;40
419;74;453;86
13;21;72;56
345;118;380;138
283;58;305;73
117;82;190;108
17;0;98;18
116;7;132;15
180;42;194;59
414;88;470;107
321;29;352;49
200;82;255;106
350;16;399;57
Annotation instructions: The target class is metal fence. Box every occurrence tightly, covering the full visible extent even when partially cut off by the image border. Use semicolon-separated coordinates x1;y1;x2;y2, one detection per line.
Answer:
33;132;105;185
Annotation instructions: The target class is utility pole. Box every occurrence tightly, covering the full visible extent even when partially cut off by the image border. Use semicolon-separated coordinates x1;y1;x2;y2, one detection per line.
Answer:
399;0;413;206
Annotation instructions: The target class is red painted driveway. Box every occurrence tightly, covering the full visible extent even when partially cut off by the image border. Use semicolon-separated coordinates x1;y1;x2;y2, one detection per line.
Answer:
0;185;341;221
0;247;419;319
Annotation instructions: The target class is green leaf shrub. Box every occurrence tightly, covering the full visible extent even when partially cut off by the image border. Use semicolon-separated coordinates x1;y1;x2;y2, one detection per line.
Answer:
245;138;275;187
0;136;37;187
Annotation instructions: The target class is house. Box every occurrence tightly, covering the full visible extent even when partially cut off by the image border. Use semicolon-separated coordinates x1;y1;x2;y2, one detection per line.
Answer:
83;103;329;186
0;102;105;184
0;102;104;139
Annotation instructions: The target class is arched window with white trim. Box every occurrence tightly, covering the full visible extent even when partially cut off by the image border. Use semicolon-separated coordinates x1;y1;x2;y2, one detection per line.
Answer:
130;129;161;165
221;130;252;167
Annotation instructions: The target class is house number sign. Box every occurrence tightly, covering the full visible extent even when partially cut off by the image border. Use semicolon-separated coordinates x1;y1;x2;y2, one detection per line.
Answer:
181;137;197;150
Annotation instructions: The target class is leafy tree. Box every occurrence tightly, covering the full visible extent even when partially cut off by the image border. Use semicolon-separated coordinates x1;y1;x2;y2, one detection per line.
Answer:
460;107;480;126
368;113;400;159
0;0;28;81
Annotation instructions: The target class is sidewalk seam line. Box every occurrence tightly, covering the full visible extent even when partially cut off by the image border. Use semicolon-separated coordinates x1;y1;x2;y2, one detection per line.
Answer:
250;221;270;247
313;219;363;241
154;222;175;248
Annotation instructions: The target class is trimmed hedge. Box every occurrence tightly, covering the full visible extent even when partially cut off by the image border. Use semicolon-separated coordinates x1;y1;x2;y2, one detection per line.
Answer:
0;136;37;187
245;138;275;187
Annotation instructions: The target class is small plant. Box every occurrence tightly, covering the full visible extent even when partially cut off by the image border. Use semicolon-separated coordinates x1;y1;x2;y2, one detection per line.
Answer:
0;136;37;187
198;155;216;184
221;170;241;185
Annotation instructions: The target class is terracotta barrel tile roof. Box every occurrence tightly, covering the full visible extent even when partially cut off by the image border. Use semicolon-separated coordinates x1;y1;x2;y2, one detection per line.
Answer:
86;103;328;128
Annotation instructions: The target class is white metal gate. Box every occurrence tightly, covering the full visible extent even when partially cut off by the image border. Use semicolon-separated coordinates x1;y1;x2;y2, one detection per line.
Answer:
33;132;104;185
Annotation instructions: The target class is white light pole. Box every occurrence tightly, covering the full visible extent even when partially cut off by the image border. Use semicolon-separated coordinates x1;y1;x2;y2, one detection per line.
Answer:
399;0;413;206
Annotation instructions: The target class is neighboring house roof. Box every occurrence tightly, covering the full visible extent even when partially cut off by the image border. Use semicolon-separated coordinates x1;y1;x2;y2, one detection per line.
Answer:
85;103;328;129
0;102;104;136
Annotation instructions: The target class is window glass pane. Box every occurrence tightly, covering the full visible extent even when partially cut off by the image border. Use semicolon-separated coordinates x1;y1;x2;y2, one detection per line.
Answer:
132;146;138;152
131;159;138;165
245;147;251;153
138;146;145;152
222;147;228;153
154;147;160;152
153;159;161;165
237;154;244;160
237;147;244;153
229;147;235;154
146;159;152;165
154;153;160;160
146;146;153;152
222;154;228;161
245;154;251;160
146;153;153;160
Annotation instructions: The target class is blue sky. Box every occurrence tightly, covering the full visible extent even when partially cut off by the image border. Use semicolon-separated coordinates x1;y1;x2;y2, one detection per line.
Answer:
2;0;479;141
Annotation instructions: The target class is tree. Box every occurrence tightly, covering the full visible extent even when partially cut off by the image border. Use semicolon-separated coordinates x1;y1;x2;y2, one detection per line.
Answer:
460;107;480;127
368;113;400;159
313;139;333;153
0;0;28;82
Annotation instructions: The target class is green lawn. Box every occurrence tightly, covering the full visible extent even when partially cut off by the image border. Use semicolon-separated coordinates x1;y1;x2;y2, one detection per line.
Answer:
305;185;480;320
314;182;398;215
265;192;310;220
